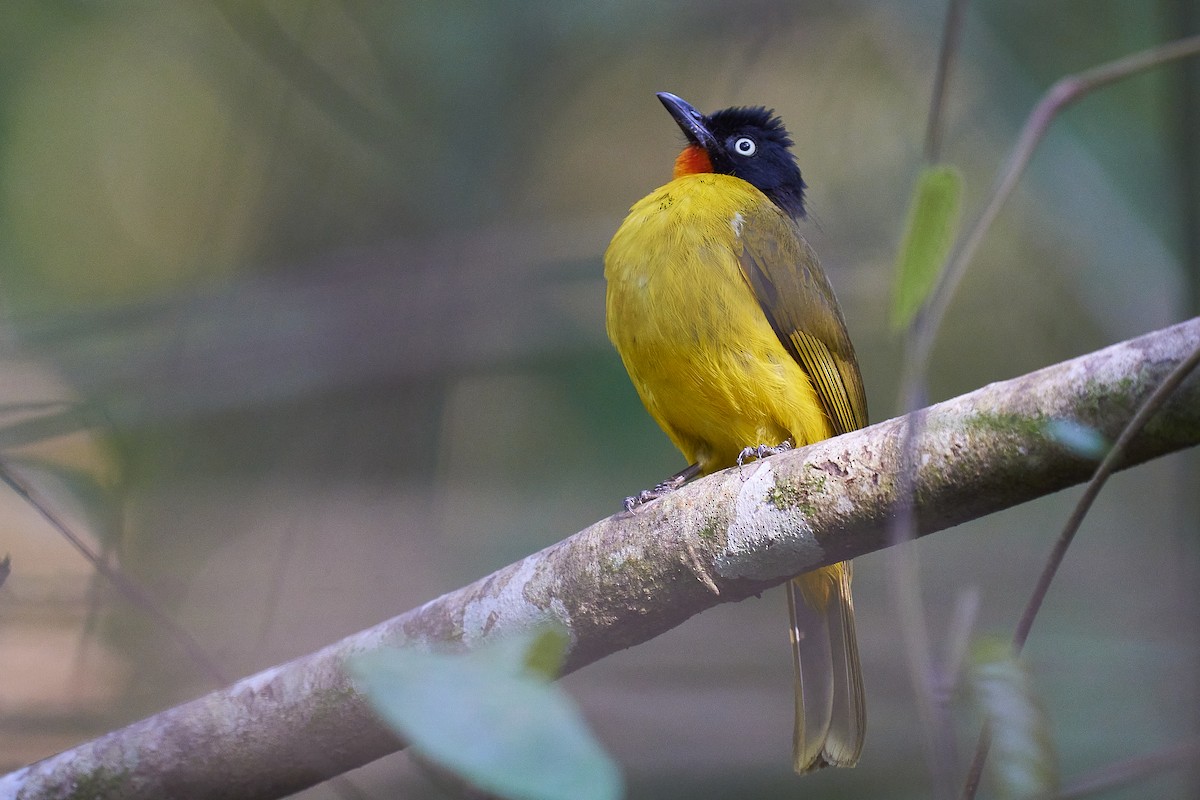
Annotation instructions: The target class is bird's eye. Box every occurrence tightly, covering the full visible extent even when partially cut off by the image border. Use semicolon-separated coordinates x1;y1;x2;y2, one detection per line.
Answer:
732;137;757;156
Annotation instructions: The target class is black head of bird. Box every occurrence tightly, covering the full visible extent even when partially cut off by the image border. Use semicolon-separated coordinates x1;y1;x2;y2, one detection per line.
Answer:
657;91;808;220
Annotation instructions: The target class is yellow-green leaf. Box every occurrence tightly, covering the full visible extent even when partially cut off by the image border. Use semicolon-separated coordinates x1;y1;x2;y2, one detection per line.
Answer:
891;164;963;330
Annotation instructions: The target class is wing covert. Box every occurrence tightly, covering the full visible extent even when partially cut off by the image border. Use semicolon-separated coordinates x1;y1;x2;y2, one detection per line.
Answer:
737;208;867;435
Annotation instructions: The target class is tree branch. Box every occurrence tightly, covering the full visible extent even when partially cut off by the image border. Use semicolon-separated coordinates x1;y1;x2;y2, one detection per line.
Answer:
3;318;1198;800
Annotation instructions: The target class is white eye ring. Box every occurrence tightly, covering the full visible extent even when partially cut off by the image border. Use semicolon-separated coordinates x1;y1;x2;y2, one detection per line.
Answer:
733;137;756;156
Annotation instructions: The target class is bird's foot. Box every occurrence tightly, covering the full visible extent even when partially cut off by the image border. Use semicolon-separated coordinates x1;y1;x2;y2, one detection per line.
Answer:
736;440;793;467
623;463;702;512
623;476;685;512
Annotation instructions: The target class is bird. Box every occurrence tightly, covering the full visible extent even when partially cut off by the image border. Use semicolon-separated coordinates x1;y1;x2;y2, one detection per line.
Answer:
603;92;867;773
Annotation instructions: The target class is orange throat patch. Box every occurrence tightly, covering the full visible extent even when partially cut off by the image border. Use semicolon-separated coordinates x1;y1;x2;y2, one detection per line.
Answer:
672;144;712;178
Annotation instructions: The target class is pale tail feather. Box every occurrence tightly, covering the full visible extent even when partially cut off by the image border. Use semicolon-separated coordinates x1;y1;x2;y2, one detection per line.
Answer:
789;562;865;772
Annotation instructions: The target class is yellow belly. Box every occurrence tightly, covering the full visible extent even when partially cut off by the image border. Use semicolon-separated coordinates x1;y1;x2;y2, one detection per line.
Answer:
604;174;831;474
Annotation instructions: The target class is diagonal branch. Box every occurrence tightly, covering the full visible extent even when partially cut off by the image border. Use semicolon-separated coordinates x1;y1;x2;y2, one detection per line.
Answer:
2;318;1199;800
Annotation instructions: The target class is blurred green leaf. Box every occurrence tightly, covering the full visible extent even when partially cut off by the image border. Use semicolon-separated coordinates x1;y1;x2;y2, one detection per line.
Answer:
0;554;10;589
349;630;622;800
1043;418;1110;460
890;164;964;330
971;637;1059;800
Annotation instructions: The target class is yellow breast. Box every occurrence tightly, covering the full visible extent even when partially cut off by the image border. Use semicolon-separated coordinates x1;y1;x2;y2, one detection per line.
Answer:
604;174;831;473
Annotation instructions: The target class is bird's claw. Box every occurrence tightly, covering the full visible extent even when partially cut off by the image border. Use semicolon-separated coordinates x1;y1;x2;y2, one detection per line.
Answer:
736;440;793;466
623;489;657;512
623;476;687;512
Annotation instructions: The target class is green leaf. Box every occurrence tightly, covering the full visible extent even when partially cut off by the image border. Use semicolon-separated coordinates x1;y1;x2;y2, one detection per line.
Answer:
349;630;622;800
1042;419;1110;460
970;638;1059;800
890;164;964;330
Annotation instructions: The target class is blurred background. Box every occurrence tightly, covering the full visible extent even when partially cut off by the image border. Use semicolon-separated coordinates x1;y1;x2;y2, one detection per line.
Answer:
1;1;1197;797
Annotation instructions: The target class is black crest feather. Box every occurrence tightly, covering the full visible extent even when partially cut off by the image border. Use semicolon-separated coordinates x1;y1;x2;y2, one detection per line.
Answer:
704;105;806;219
707;106;795;149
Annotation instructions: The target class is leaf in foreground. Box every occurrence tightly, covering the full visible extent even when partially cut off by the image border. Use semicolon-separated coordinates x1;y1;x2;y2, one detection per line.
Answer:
971;638;1059;800
349;630;622;800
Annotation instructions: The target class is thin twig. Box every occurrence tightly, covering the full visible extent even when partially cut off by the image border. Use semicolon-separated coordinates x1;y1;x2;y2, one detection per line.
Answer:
960;339;1200;799
888;406;961;800
1013;341;1200;651
913;34;1200;379
939;587;981;702
0;461;228;685
902;34;1200;800
891;3;974;794
892;3;974;796
924;0;971;162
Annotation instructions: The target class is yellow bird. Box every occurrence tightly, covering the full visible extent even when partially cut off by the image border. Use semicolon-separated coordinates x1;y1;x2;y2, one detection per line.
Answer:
604;92;867;772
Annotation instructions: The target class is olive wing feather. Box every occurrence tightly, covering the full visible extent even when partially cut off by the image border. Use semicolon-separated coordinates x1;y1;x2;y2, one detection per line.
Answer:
737;209;868;435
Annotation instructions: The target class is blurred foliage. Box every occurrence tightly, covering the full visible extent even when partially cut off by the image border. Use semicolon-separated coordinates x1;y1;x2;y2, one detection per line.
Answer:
970;637;1060;800
0;1;1196;798
351;627;621;800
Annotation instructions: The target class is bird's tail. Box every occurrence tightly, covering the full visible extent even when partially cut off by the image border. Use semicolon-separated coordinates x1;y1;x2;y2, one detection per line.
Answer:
788;561;865;773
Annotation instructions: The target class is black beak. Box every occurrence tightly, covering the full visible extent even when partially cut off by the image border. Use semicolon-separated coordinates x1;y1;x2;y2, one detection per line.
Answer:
657;92;716;150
